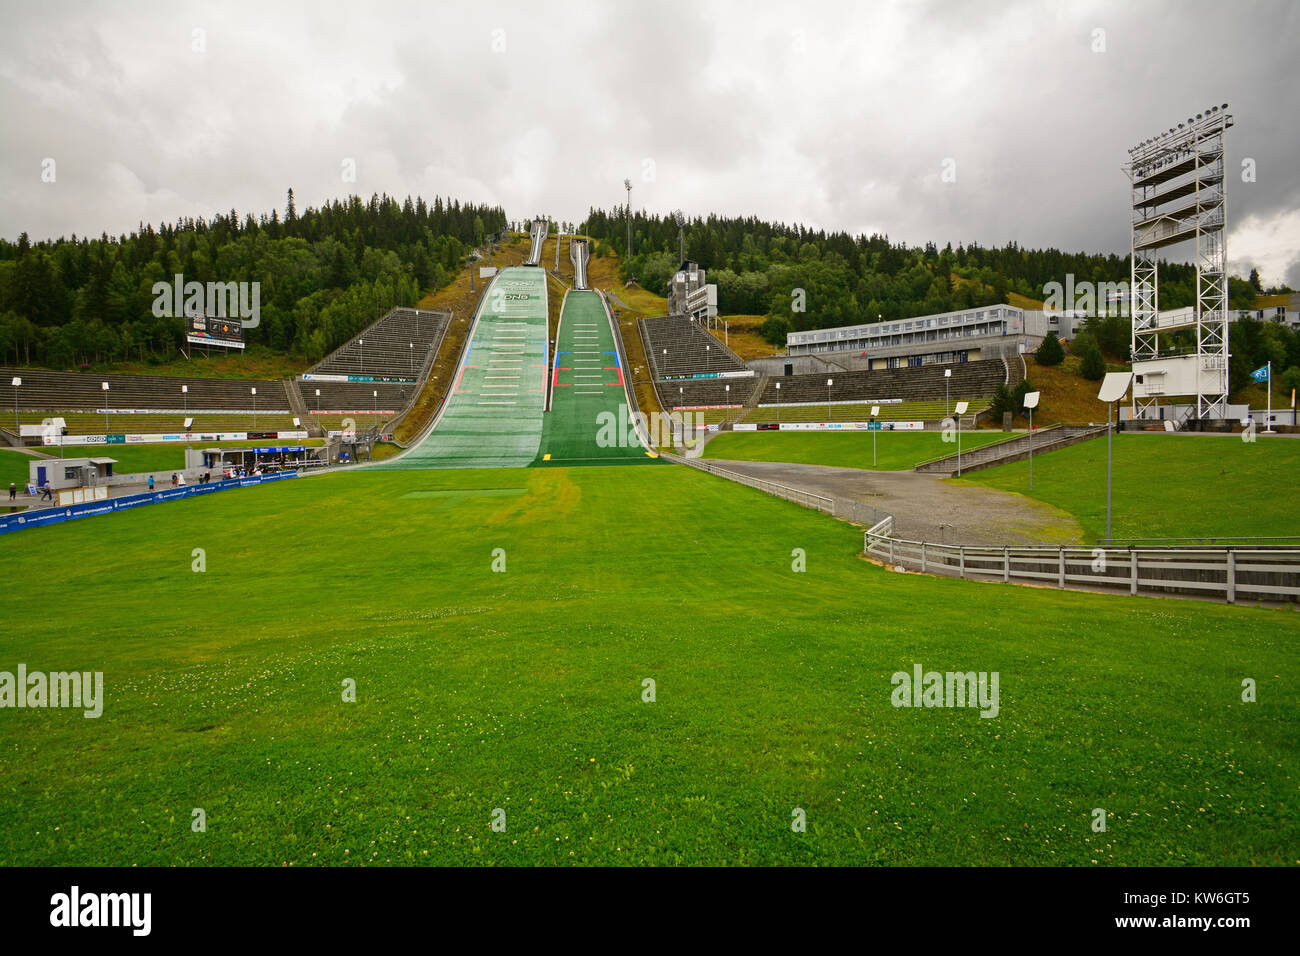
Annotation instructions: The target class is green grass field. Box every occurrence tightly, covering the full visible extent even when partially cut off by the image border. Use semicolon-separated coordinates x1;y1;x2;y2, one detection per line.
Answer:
963;433;1300;543
0;464;1294;866
704;430;1015;471
0;448;41;490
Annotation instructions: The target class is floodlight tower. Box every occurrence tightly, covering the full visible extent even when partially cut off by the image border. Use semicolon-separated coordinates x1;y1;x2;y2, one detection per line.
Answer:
624;179;633;260
1124;104;1233;424
673;209;686;263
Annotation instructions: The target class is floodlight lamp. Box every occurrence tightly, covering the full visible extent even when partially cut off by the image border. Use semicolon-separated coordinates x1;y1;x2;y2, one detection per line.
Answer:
101;382;109;390
1023;390;1041;410
944;368;951;377
954;401;970;416
1098;371;1133;403
871;405;880;417
11;377;20;387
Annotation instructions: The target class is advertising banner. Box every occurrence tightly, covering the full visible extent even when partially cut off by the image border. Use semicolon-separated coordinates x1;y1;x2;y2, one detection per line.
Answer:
0;471;299;536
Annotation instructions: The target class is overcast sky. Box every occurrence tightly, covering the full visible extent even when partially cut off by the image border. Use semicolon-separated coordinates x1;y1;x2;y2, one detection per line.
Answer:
2;0;1298;286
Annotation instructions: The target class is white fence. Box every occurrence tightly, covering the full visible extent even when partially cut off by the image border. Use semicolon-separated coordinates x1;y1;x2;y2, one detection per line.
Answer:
666;454;833;514
865;515;1300;604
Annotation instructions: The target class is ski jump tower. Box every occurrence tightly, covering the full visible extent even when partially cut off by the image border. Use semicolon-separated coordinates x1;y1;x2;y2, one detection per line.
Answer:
1124;104;1234;423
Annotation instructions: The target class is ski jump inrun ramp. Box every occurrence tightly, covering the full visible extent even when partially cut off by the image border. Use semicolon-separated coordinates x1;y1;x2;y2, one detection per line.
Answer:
380;268;654;470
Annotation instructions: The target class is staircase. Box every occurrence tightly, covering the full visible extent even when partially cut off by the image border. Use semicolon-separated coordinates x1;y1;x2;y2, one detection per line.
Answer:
284;380;321;437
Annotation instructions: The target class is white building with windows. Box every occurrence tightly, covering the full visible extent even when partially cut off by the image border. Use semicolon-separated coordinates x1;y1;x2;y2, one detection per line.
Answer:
786;305;1072;368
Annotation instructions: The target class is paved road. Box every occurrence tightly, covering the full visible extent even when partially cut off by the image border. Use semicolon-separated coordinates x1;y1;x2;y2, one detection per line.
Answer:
705;458;1083;547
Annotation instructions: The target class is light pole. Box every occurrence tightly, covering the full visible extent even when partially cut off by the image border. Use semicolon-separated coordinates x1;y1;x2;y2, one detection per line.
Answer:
871;404;880;467
101;382;109;434
827;378;833;421
251;387;257;429
11;376;19;434
705;344;710;372
1023;391;1040;491
724;383;730;424
410;342;414;376
1097;373;1133;545
954;401;970;476
624;179;633;260
373;389;378;431
775;381;781;424
182;384;188;420
944;367;951;418
315;388;321;413
358;338;364;374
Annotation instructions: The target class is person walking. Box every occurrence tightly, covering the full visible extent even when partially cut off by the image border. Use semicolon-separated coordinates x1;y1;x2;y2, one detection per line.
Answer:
41;480;52;501
8;482;15;502
148;475;155;492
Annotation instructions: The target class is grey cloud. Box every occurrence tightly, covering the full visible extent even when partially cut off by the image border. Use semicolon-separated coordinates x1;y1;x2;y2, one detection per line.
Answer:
0;0;1295;281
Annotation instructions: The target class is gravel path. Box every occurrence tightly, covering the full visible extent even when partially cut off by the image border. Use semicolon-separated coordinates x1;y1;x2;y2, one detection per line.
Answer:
705;458;1083;547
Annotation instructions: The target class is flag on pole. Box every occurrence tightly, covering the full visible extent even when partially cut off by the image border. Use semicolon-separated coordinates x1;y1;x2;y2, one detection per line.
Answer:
1250;365;1270;383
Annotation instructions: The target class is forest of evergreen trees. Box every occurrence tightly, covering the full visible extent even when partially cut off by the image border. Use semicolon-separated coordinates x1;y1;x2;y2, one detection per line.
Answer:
0;190;506;368
3;193;1293;397
579;206;1275;350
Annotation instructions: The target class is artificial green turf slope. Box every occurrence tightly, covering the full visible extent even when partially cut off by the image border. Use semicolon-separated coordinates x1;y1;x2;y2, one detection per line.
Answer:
963;433;1300;542
534;290;655;467
0;465;1294;866
383;267;548;470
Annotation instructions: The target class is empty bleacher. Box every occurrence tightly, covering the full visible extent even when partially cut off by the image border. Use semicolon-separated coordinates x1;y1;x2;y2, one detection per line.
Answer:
3;368;292;414
302;308;449;418
659;378;762;409
755;359;1005;408
641;315;750;379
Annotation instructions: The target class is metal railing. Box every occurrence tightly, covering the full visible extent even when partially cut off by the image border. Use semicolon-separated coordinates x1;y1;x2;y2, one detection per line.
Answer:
667;454;834;514
864;513;1300;604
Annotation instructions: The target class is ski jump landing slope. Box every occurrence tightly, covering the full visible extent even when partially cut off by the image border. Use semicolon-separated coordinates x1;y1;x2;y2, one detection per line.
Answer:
382;267;549;469
533;290;657;466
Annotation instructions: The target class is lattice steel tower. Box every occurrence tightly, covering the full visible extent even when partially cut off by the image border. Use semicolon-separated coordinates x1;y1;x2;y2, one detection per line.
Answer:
1124;104;1233;422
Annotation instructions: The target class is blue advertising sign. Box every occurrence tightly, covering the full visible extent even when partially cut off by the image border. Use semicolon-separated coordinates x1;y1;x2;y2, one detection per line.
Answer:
0;471;300;536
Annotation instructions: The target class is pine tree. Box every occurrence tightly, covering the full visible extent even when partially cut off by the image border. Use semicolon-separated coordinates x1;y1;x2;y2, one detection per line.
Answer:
1036;332;1065;366
1080;344;1106;381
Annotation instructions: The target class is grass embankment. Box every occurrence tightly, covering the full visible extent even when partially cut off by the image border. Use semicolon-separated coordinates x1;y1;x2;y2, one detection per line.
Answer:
963;432;1300;542
0;464;1293;865
712;315;777;361
35;345;312;381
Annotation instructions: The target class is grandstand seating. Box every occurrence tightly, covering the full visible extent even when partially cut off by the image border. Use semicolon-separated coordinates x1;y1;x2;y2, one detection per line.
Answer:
641;315;749;379
660;378;762;409
2;368;291;414
302;308;449;416
754;359;1005;407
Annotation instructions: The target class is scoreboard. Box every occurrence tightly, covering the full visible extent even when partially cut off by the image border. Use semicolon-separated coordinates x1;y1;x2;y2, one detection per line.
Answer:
186;314;245;350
